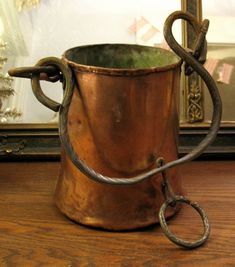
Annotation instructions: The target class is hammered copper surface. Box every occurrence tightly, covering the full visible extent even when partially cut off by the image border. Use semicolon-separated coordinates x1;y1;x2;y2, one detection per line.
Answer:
55;46;183;230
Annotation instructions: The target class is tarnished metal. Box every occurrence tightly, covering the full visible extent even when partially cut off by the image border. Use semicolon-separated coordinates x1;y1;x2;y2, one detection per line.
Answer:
8;11;222;249
8;65;61;82
183;18;209;76
159;195;210;249
157;157;210;248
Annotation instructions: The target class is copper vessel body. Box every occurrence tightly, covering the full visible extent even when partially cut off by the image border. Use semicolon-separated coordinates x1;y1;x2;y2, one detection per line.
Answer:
55;44;183;230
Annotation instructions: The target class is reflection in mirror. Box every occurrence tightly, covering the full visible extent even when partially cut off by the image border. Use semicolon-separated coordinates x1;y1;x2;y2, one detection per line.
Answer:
0;0;181;124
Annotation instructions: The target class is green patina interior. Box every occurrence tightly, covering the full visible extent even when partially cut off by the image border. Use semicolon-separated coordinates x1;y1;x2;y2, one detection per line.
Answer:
65;44;180;69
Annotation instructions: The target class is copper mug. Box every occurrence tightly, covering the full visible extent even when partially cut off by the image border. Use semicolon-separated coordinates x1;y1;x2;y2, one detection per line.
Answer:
9;11;222;248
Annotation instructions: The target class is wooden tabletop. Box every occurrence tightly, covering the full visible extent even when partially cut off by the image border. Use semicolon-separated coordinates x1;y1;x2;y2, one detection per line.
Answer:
0;161;234;266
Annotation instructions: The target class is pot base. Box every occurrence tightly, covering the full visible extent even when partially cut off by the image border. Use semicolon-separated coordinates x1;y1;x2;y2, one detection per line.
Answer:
54;155;183;231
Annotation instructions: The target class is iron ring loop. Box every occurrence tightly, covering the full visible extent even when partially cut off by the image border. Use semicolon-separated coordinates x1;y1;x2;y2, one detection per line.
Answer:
159;196;210;249
31;57;72;112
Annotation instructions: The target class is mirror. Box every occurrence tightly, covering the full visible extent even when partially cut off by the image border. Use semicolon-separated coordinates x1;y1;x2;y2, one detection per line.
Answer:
5;0;230;158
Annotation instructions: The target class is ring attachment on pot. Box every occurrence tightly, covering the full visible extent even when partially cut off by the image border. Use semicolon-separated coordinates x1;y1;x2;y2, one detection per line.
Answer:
157;158;210;249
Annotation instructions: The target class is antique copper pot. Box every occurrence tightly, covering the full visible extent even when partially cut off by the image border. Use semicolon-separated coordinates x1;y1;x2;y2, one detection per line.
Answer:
8;11;222;248
55;43;183;230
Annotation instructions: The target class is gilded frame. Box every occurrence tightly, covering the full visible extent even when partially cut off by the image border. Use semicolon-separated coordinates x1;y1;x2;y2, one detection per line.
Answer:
181;0;204;123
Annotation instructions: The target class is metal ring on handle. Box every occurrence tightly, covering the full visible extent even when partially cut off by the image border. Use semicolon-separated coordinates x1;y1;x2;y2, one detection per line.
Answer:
8;11;222;186
157;157;210;249
159;196;210;249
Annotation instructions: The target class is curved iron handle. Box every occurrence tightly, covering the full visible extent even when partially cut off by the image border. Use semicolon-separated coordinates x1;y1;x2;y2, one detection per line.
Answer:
9;11;222;185
55;11;223;185
8;11;221;249
8;11;222;186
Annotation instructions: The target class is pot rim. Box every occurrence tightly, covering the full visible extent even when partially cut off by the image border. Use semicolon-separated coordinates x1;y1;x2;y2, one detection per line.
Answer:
62;43;182;76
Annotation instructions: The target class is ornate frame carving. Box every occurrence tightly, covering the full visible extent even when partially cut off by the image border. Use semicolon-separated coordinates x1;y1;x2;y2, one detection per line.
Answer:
181;0;204;123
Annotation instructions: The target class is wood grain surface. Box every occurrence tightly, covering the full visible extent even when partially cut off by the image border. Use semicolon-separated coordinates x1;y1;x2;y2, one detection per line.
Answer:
0;161;234;267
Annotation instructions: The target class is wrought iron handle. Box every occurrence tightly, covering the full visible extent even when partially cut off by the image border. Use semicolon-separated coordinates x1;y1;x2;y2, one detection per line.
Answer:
8;11;222;186
8;11;221;249
8;59;65;112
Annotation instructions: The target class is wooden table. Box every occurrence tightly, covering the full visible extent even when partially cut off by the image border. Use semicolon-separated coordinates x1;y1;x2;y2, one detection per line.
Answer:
0;161;234;266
